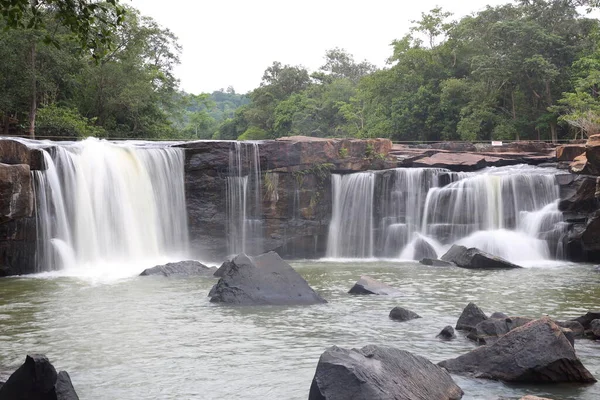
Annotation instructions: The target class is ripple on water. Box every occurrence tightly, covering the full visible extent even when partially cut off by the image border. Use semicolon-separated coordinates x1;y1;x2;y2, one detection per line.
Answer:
0;261;598;399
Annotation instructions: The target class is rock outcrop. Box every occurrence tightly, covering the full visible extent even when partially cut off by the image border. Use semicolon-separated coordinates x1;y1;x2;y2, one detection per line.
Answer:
439;318;596;383
140;260;216;277
389;306;421;322
308;345;464;400
456;303;488;332
208;252;327;305
0;354;79;399
441;245;522;270
348;275;399;295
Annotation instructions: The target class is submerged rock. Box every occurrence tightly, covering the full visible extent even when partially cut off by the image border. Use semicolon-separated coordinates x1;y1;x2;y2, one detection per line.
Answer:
140;260;216;277
413;238;437;260
439;318;597;383
208;252;327;305
348;275;399;295
308;345;464;400
420;258;454;267
456;303;488;332
570;310;600;330
0;354;79;399
389;306;421;322
440;245;522;270
437;326;456;340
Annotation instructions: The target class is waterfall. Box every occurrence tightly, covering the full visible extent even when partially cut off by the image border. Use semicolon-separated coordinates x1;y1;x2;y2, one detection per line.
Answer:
326;165;565;264
33;138;189;273
226;142;263;255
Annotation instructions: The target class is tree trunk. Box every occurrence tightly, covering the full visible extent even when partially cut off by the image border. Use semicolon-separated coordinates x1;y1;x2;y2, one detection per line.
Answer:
511;90;519;141
550;121;557;144
28;41;37;139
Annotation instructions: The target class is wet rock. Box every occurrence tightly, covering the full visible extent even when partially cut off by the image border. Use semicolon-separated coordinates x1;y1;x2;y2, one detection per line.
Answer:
570;310;600;330
519;396;553;400
556;320;586;338
140;260;216;277
208;252;327;305
0;139;45;170
441;245;522;270
0;163;33;224
468;317;533;345
438;318;597;383
348;275;399;295
413;238;437;260
490;312;508;319
561;328;576;347
420;258;454;267
456;303;488;332
437;326;456;340
558;175;600;214
308;345;464;400
389;306;421;322
412;152;488;172
590;319;600;339
0;354;79;399
213;259;234;277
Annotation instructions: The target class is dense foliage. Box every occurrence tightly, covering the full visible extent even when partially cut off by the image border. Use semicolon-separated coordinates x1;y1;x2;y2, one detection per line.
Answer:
2;0;600;141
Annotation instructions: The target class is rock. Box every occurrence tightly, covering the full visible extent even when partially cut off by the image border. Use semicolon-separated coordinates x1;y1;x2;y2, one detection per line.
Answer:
0;163;33;224
490;312;508;319
570;310;600;330
0;139;45;170
438;318;597;383
389;306;421;322
456;303;488;332
467;317;533;345
561;328;576;347
55;371;79;400
590;319;600;338
570;153;596;174
348;275;399;295
140;260;216;277
556;144;586;162
440;245;522;270
0;354;58;399
437;326;456;340
412;152;488;172
208;252;327;305
519;396;553;400
308;345;464;400
558;175;599;214
420;258;454;267
213;259;234;277
413;238;437;260
556;320;586;338
585;134;600;173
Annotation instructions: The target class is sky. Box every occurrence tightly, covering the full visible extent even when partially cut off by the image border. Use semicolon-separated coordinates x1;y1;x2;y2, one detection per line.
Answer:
130;0;512;94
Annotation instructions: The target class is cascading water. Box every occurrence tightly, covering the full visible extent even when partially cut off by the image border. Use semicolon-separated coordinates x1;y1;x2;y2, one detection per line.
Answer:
226;142;263;256
33;138;189;275
326;165;565;264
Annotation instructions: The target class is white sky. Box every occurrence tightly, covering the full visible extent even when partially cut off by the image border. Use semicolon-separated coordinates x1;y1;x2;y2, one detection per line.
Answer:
130;0;512;94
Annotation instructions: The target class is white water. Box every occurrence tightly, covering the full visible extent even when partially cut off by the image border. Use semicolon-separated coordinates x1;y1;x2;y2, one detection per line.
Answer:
326;165;565;265
33;138;189;276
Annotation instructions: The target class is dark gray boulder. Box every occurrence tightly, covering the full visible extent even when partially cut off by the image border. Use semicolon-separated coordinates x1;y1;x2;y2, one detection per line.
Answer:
213;259;234;277
140;260;216;277
437;326;456;340
441;245;522;270
420;258;454;267
456;303;488;332
467;317;533;345
348;275;399;295
413;238;437;260
570;310;600;330
208;252;327;305
490;312;508;319
55;371;79;400
0;354;79;399
389;307;421;322
556;320;586;338
308;345;464;400
439;318;597;383
590;319;600;339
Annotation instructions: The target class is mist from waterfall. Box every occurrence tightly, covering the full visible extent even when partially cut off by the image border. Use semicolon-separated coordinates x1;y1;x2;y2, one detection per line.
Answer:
326;165;566;265
33;139;189;276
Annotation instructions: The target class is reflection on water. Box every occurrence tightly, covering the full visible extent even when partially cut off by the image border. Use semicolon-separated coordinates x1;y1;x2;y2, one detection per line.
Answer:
0;261;599;399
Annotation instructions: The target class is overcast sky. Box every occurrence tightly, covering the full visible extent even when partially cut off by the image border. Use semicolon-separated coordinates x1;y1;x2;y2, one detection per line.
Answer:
130;0;512;94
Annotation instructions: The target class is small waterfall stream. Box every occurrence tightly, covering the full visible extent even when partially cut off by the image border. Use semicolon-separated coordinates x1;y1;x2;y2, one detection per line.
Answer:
33;138;189;274
326;165;566;264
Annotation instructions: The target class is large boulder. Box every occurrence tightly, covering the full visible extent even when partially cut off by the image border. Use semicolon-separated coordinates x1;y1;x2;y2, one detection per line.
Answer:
441;245;522;270
389;306;421;322
570;310;600;330
0;354;79;399
556;144;586;162
420;258;454;267
585;134;600;173
412;238;437;260
438;318;597;383
140;260;216;277
556;320;586;338
456;303;488;332
590;319;600;339
208;252;327;305
467;316;533;345
348;275;399;295
308;345;464;400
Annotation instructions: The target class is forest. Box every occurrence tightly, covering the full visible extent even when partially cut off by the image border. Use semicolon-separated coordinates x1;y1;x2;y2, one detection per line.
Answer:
1;0;600;142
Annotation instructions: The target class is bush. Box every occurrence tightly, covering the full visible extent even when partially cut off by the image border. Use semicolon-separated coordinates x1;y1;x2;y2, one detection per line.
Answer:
237;126;268;140
36;105;105;138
